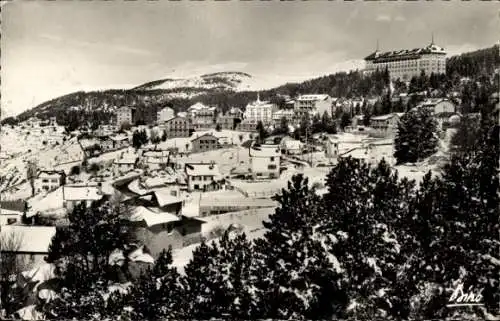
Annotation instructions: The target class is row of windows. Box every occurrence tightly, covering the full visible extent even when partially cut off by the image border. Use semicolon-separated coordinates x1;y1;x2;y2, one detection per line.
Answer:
41;179;60;183
191;176;213;181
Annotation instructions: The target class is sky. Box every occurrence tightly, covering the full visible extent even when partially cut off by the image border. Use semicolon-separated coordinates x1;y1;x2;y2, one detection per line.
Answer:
1;1;498;117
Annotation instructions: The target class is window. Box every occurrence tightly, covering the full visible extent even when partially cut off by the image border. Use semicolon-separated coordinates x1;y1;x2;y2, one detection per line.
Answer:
270;157;275;162
268;164;277;170
42;179;49;183
170;190;177;197
7;218;17;225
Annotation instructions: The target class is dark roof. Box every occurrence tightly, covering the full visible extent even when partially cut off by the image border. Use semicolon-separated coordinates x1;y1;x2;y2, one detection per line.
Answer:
0;200;27;212
365;44;446;62
191;134;219;142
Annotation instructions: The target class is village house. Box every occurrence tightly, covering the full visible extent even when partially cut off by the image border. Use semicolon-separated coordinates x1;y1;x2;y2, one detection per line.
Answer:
294;94;334;119
109;135;129;150
280;136;303;155
125;191;205;255
34;170;66;194
370;113;403;137
324;136;340;158
249;143;281;180
62;185;104;211
142;150;170;169
226;107;244;119
0;207;23;226
216;115;238;130
190;134;220;153
188;103;218;130
184;162;223;192
114;154;139;173
0;226;57;270
237;119;259;132
161;116;191;138
157;107;175;124
116;106;136;127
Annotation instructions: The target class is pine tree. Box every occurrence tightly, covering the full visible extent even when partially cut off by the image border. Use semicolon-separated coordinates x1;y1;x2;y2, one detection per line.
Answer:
394;107;438;164
321;111;336;134
323;158;417;319
44;198;136;319
182;232;256;319
340;112;352;131
256;121;268;144
253;174;347;319
128;249;184;320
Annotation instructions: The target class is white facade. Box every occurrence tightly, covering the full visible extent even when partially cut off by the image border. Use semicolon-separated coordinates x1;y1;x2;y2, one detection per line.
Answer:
34;171;65;194
365;42;447;81
0;208;23;226
243;99;278;125
184;163;222;192
249;144;281;179
294;94;334;118
116;106;134;126
272;109;295;123
157;107;175;124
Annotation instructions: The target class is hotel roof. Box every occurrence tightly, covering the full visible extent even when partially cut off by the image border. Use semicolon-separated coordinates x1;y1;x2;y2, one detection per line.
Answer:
296;94;331;102
365;43;446;62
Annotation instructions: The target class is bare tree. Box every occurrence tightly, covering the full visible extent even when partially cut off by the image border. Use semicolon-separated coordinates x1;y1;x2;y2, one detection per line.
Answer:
26;161;38;197
0;231;25;316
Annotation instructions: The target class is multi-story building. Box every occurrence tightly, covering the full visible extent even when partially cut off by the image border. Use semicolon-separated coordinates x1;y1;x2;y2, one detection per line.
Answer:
364;41;447;81
157;107;175;124
272;109;295;123
116;106;135;127
226;107;244;119
161;116;191;138
188;103;218;130
294;94;334;119
191;134;220;153
243;95;278;126
34;170;66;194
249;143;281;180
184;163;222;192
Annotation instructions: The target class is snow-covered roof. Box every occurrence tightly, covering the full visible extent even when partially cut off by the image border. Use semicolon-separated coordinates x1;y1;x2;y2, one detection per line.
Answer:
129;206;180;227
37;170;65;178
143;150;169;158
249;144;281;157
296;94;330;102
154;190;183;207
114;155;138;165
63;186;103;201
371;114;399;121
0;208;23;216
191;133;219;142
27;187;65;215
109;135;128;142
0;226;56;253
185;163;221;177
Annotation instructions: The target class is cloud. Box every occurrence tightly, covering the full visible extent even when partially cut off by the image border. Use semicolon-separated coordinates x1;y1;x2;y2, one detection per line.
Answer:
394;16;406;22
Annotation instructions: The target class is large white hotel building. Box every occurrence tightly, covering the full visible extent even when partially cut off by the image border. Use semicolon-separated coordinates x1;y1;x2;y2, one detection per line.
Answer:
364;41;447;81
